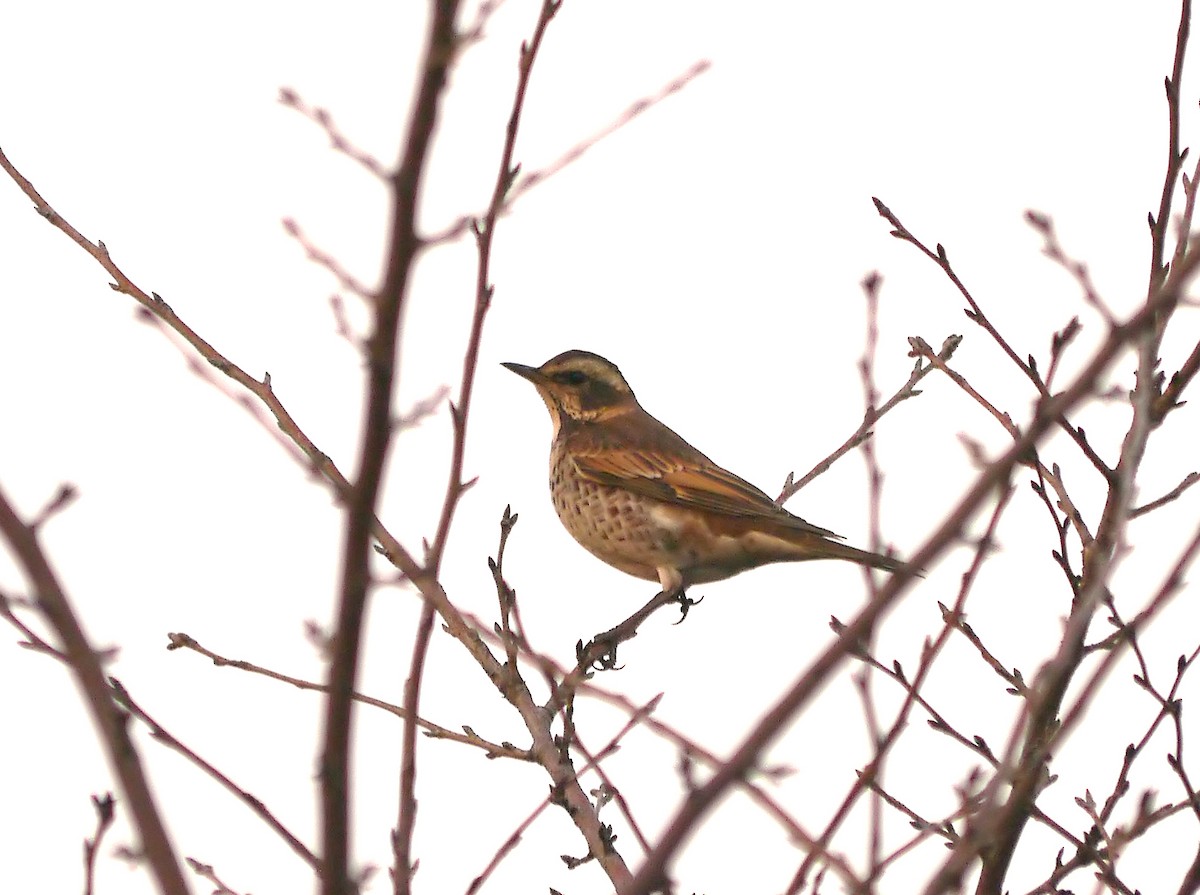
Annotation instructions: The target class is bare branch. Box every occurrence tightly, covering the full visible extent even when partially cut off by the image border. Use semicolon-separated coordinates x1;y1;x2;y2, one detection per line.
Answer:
779;333;960;502
625;240;1200;895
1148;0;1193;295
322;0;467;890
1131;470;1200;518
279;88;387;179
507;59;711;202
466;696;657;894
82;793;116;895
423;59;712;247
283;217;374;298
166;632;533;761
0;486;188;894
109;677;320;870
1025;211;1118;326
873;196;1115;482
186;857;245;895
393;2;566;891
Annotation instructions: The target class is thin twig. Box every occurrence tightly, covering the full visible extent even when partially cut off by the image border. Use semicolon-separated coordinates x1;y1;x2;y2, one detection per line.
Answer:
1131;470;1200;518
283;217;374;298
110;677;319;871
779;334;960;501
873;197;1115;482
0;145;355;497
1156;148;1200;423
910;336;1098;553
167;632;532;760
279;89;387;179
856;272;887;882
506;60;711;202
423;60;712;247
490;506;523;671
1156;337;1200;422
460;0;511;47
0;588;64;659
82;793;116;895
1026;211;1117;326
908;336;1021;438
28;484;78;532
186;857;244;895
1148;0;1193;296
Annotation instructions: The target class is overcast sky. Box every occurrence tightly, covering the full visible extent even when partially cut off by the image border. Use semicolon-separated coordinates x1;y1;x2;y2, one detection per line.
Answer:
3;3;1199;894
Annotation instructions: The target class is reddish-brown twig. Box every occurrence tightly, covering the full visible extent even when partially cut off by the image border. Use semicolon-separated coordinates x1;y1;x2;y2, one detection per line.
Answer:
0;487;188;895
82;793;116;895
874;198;1115;483
778;334;960;502
791;487;1016;893
320;1;466;891
278;89;387;179
110;677;319;870
465;696;657;895
423;60;712;248
167;632;532;759
185;857;245;895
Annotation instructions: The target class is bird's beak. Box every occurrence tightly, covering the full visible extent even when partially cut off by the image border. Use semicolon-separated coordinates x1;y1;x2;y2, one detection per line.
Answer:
502;361;561;430
501;361;544;384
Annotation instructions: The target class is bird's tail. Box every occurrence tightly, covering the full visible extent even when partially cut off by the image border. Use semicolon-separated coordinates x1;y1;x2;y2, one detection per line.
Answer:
822;540;920;576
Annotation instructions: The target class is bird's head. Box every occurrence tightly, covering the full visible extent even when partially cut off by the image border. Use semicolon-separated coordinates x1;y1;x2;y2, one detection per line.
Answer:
502;350;637;434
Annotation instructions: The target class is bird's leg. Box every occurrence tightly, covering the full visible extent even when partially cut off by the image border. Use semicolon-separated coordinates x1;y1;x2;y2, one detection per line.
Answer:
655;567;702;624
577;582;686;671
549;581;703;712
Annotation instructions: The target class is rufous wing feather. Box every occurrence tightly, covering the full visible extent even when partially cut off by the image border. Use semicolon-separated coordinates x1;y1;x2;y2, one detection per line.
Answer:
570;447;843;541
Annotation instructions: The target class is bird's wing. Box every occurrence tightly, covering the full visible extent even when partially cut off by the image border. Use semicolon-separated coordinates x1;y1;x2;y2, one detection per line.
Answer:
571;445;843;540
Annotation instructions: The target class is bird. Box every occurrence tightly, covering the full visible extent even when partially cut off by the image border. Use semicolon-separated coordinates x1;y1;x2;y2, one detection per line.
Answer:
502;349;909;595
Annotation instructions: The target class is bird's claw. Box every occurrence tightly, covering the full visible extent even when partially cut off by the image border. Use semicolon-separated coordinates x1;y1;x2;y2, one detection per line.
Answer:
576;636;623;672
671;590;703;624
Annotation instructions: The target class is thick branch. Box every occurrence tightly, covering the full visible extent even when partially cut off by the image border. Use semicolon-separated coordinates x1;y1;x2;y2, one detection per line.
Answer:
0;487;188;895
392;3;562;891
320;3;464;893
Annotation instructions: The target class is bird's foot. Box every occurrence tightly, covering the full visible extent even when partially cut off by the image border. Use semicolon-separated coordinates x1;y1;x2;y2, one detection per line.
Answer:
576;633;623;672
670;589;703;624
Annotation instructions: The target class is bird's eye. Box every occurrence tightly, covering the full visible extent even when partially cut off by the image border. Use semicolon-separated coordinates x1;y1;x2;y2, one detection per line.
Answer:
559;370;588;385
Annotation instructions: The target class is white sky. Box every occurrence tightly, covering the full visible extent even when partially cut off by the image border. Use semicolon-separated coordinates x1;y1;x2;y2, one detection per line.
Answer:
3;2;1200;894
